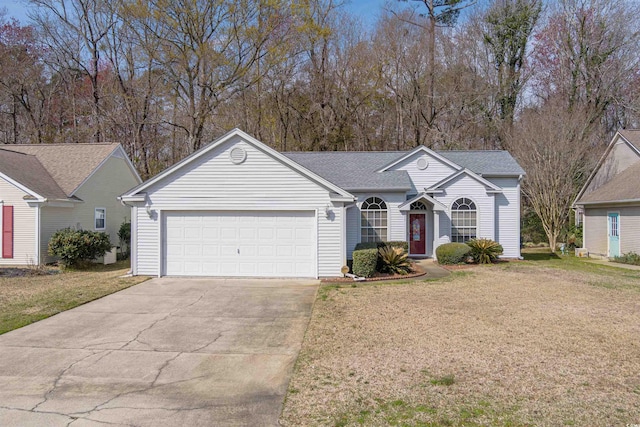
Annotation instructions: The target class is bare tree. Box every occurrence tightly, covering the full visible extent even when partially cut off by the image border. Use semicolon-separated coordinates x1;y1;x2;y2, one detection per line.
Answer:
29;0;117;143
507;99;594;251
124;0;291;153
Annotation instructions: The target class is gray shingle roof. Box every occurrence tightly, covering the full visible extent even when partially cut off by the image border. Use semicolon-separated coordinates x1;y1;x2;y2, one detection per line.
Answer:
283;149;524;191
438;151;525;176
283;151;412;191
577;161;640;203
0;149;68;199
4;143;119;195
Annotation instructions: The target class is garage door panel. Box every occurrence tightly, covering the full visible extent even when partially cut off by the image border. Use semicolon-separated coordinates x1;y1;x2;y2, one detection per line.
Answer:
202;227;218;239
164;211;315;277
239;227;256;239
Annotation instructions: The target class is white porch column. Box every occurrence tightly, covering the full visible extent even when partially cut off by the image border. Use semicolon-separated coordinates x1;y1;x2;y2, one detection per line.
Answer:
433;210;440;259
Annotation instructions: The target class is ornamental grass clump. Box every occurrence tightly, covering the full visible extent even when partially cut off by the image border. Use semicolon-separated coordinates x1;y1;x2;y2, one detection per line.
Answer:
467;238;503;264
379;245;412;275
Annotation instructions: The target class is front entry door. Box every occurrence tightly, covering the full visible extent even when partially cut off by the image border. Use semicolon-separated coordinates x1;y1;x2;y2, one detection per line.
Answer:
608;212;620;257
409;214;426;255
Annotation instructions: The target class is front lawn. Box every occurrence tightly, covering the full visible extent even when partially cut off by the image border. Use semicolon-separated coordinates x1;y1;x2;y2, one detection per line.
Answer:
281;253;640;426
0;261;149;334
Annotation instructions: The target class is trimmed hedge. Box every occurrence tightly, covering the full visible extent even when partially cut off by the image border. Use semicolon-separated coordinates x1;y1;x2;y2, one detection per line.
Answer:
436;242;471;265
352;248;378;277
354;241;409;252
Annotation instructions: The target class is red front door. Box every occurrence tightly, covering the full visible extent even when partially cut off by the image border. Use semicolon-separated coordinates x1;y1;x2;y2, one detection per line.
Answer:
409;214;426;255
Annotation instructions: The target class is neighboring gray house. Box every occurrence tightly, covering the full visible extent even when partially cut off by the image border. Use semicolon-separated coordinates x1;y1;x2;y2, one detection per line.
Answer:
0;143;141;265
120;129;524;278
574;130;640;258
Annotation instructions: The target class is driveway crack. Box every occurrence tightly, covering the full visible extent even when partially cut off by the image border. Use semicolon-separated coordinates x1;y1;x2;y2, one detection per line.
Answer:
31;350;104;411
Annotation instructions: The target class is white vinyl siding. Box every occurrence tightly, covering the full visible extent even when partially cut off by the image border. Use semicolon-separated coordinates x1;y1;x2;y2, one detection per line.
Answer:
346;192;407;259
135;206;159;275
134;136;343;277
387;152;458;193
487;177;522;258
346;205;359;259
0;178;36;265
432;175;495;249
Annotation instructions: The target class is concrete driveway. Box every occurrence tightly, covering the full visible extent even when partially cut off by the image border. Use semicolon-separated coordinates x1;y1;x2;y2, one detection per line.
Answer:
0;277;318;426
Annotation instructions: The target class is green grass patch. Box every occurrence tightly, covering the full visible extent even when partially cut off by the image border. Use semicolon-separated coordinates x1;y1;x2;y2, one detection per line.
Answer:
430;374;456;386
520;248;640;279
0;261;148;334
331;398;522;426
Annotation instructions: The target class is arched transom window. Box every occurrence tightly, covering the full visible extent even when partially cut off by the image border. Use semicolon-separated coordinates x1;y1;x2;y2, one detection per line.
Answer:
361;197;388;242
410;201;428;210
451;198;477;243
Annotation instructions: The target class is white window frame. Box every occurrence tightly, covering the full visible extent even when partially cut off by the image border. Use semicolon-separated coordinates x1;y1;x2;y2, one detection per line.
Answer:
95;207;106;231
360;197;388;243
450;197;477;243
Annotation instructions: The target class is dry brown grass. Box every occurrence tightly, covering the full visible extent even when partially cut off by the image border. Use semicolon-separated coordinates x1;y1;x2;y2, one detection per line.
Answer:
0;261;148;334
281;258;640;426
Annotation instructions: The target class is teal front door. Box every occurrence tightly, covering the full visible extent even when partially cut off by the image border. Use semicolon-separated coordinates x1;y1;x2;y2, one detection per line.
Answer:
608;213;620;257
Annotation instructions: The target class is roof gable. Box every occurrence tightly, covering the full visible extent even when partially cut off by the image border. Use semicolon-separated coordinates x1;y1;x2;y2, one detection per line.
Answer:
2;143;122;195
123;129;354;199
575;130;640;205
377;146;462;172
577;161;640;204
398;193;447;211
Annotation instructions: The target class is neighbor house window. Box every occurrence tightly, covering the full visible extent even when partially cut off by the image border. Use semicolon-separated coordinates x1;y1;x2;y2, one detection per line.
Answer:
95;208;106;230
361;197;388;242
451;198;476;243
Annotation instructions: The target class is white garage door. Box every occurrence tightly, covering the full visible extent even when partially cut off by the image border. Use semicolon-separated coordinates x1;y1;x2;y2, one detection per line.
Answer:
163;211;316;277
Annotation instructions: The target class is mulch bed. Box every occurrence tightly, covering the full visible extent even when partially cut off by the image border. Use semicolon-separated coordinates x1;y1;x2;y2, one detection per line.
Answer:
321;263;426;283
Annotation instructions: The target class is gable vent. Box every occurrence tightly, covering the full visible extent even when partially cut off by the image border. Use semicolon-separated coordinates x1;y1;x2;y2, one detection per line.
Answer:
229;146;247;164
417;158;428;170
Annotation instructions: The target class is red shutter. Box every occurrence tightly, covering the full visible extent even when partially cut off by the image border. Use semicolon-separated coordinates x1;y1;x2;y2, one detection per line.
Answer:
3;205;13;259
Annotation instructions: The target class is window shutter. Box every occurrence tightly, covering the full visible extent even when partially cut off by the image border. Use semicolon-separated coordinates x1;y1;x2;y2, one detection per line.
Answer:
2;205;13;259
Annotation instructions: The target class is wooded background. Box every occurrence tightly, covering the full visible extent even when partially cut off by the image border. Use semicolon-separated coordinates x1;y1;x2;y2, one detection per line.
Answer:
1;0;639;248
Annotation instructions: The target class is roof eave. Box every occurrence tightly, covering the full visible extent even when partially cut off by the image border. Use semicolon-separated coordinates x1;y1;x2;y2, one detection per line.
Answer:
576;198;640;206
124;129;354;200
345;187;412;193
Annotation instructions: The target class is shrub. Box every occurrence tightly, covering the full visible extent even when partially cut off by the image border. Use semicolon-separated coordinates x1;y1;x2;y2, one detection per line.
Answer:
467;238;503;264
352;248;378;277
118;221;131;259
379;245;412;275
353;242;379;251
613;252;640;266
354;241;408;252
436;242;471;265
48;228;113;268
